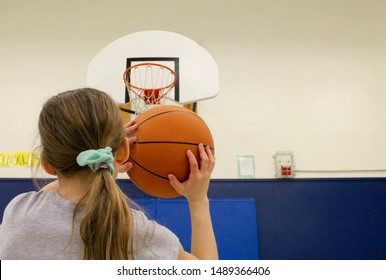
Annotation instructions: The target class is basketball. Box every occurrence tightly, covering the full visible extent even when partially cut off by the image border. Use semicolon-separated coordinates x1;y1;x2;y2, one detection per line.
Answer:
127;105;215;198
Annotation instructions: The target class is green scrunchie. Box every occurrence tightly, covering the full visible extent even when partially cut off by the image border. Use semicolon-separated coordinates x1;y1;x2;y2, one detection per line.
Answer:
76;147;115;175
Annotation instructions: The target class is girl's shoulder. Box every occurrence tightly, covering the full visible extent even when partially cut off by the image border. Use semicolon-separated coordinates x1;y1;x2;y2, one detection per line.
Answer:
5;191;40;209
3;190;66;218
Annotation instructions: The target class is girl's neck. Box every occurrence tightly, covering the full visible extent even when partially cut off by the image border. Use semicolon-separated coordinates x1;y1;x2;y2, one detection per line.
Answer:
58;173;91;203
41;172;92;203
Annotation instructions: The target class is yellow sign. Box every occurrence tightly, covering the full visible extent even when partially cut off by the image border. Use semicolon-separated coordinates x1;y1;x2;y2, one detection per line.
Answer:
0;152;40;167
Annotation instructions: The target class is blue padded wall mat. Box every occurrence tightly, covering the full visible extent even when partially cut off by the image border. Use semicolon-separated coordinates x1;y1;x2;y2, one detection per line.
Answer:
155;198;259;260
1;177;386;259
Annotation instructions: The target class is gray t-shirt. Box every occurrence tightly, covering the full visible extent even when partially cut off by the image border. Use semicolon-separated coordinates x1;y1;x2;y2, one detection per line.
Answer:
0;190;179;260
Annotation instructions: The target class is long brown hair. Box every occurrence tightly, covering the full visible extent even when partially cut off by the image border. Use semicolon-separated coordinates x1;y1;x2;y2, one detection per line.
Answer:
38;88;133;259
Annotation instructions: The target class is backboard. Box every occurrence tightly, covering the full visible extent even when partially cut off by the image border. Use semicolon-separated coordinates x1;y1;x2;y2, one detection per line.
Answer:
86;30;219;108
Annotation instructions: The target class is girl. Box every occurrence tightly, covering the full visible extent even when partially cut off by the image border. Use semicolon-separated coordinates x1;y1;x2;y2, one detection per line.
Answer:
0;88;217;260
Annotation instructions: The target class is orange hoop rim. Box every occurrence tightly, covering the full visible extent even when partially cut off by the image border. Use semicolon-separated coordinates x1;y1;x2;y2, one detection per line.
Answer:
123;62;177;92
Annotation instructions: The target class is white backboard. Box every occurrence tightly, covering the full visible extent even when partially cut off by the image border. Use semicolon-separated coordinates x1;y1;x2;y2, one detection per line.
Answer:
86;30;219;105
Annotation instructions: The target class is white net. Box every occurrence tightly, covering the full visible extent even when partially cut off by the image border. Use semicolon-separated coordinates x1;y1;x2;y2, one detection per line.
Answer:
123;63;176;115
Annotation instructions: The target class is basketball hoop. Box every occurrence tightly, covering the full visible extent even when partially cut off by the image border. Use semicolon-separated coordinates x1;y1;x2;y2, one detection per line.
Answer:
123;63;177;114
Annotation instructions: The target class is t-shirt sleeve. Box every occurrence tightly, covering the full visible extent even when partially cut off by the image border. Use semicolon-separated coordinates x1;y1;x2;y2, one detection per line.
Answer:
1;192;32;224
131;210;180;260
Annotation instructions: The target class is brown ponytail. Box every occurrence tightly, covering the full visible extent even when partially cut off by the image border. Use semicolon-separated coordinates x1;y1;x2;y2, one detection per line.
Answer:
76;171;133;259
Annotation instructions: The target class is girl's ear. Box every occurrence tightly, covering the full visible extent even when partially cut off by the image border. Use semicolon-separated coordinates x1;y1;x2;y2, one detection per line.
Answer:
115;137;130;165
40;155;57;175
115;137;133;174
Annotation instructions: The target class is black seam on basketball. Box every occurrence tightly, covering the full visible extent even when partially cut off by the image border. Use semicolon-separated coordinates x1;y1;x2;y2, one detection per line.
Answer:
137;110;201;127
129;157;170;181
135;141;215;151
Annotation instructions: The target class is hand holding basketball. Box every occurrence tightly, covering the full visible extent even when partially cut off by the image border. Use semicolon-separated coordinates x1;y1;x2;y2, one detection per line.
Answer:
168;144;215;202
123;120;138;139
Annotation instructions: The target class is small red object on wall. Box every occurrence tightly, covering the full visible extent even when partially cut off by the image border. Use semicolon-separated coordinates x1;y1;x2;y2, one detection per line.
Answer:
281;166;292;176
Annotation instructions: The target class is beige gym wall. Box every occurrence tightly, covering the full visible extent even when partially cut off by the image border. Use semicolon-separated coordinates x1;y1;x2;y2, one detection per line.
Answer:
1;0;385;178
